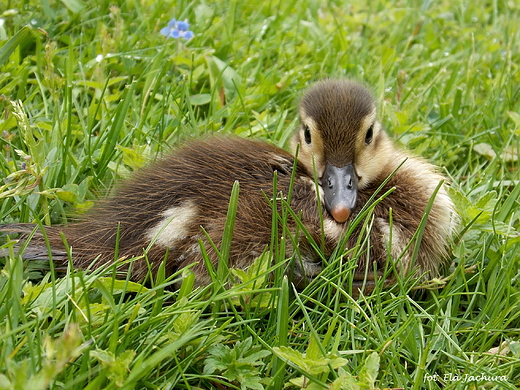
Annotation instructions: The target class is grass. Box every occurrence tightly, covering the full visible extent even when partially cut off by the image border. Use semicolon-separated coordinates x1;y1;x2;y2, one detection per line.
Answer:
0;0;519;389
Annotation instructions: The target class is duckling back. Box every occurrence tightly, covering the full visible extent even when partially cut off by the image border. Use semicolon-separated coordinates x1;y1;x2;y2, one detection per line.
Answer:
347;154;456;281
1;137;332;287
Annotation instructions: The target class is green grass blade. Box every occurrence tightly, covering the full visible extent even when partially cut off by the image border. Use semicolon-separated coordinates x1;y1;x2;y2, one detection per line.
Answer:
96;81;138;180
0;26;33;67
270;275;289;389
218;180;240;285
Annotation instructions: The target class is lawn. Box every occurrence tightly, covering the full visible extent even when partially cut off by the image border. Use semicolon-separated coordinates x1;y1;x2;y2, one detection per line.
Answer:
0;0;519;389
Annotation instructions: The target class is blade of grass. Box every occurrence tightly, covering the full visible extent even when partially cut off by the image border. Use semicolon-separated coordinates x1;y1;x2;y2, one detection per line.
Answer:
218;180;240;285
96;80;138;180
269;275;289;390
0;26;33;67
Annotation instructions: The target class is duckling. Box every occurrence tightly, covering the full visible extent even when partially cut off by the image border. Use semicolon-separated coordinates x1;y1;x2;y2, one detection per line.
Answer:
292;80;457;281
1;80;456;290
1;137;333;288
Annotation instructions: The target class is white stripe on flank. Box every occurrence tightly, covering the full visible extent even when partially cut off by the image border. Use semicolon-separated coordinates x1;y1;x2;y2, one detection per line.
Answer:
146;202;198;247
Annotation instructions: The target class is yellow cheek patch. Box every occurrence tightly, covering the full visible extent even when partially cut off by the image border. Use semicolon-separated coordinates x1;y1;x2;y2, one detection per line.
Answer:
356;128;395;189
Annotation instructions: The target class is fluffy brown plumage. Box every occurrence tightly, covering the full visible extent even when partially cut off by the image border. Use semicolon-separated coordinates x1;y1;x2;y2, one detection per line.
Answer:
293;80;457;280
1;80;457;290
2;137;336;287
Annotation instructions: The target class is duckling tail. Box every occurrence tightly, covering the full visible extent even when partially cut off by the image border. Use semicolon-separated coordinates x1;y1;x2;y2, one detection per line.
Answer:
0;223;69;267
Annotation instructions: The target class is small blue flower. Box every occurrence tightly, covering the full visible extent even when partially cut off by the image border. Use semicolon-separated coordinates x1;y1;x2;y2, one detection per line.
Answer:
160;18;194;40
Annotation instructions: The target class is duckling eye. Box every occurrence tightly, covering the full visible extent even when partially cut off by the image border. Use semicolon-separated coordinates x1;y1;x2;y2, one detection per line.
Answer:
303;125;312;144
365;125;374;145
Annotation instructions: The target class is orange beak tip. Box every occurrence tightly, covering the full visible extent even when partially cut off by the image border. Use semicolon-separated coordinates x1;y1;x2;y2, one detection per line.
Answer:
330;205;351;224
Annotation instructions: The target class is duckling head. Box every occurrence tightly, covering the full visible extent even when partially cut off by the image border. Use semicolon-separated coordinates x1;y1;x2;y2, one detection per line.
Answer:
293;80;394;223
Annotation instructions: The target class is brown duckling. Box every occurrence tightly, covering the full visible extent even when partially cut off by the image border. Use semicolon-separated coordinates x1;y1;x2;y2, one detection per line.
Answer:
1;80;456;290
1;137;333;288
292;80;457;281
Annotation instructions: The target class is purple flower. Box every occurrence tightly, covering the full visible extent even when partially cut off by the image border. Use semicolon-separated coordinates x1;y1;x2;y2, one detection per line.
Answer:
160;18;194;40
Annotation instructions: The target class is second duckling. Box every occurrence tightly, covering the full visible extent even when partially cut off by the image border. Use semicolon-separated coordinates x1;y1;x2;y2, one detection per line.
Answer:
3;137;334;288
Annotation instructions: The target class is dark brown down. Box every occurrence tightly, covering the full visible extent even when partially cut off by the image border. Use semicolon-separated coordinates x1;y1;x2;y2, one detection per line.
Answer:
2;137;337;287
2;136;450;289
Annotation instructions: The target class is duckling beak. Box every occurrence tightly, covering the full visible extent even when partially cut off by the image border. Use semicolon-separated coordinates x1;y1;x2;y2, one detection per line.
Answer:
322;163;358;223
